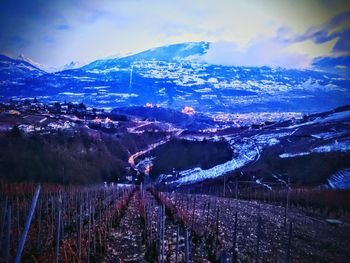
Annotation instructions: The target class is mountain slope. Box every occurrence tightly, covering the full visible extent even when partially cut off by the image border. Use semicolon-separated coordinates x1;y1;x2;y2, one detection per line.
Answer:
17;54;59;73
0;54;46;80
155;106;350;187
1;42;350;114
17;54;85;72
111;105;215;130
82;42;209;70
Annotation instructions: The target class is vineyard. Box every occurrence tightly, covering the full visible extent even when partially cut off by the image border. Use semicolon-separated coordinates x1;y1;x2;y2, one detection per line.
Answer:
0;181;349;263
0;181;134;263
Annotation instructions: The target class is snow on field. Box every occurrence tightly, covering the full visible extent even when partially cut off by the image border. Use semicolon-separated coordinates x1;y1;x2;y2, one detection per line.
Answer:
311;131;349;140
172;155;253;186
279;139;350;159
171;132;290;186
313;140;350;153
195;87;212;93
59;92;85;96
101;93;139;98
83;86;110;90
17;63;39;72
255;179;272;190
170;126;349;185
279;152;310;158
328;168;350;189
290;110;350;129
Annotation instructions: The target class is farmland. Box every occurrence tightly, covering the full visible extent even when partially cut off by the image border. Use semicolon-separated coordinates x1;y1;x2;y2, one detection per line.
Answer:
0;181;349;262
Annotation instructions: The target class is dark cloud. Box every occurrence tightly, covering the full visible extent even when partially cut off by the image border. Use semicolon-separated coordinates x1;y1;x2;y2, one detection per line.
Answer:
0;0;349;68
328;11;350;28
309;11;350;74
313;55;350;67
332;28;350;52
0;0;67;53
312;55;350;77
279;11;350;54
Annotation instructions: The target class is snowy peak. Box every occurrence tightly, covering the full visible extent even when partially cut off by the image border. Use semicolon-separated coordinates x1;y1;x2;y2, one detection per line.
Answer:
83;42;210;70
124;41;210;62
17;54;36;64
62;61;85;71
17;54;54;73
0;54;46;79
17;54;85;72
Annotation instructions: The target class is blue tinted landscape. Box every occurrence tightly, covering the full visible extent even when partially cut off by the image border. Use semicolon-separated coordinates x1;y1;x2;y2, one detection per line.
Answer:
1;42;350;113
0;1;350;262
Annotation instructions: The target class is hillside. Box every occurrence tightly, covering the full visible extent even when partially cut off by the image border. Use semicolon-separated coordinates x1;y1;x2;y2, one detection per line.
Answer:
0;54;45;80
1;42;350;114
1;100;349;189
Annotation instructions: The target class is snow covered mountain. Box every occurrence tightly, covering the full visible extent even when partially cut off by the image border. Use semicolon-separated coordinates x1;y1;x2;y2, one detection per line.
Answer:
61;60;85;71
16;54;58;73
17;54;84;72
0;54;45;80
0;42;350;114
83;42;209;70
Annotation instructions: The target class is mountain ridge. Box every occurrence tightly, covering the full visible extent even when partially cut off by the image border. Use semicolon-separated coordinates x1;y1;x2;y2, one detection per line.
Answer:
82;41;210;70
0;42;350;114
0;54;46;80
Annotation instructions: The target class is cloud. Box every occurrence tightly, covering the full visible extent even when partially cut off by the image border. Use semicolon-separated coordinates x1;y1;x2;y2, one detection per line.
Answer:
1;0;349;68
203;39;310;68
291;11;350;74
332;28;350;53
313;55;350;68
312;55;350;77
278;11;350;54
55;24;71;31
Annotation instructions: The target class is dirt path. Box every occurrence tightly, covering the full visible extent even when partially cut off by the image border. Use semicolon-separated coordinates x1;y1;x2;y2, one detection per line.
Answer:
104;191;147;263
142;190;182;262
146;190;209;262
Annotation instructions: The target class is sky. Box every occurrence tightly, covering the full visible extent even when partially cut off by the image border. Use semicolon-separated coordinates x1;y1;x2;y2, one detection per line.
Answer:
0;0;349;69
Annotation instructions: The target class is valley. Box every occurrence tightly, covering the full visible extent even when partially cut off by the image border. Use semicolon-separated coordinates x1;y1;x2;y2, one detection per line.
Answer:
0;42;350;263
1;99;349;191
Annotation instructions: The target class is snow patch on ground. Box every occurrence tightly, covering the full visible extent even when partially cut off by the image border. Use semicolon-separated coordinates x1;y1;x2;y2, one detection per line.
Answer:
313;140;350;153
168;132;290;186
59;92;85;96
328;168;350;189
172;156;252;186
279;152;310;158
279;140;350;159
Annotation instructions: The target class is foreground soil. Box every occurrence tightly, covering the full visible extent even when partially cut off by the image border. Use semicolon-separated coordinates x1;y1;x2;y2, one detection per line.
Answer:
104;192;147;262
104;190;350;262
